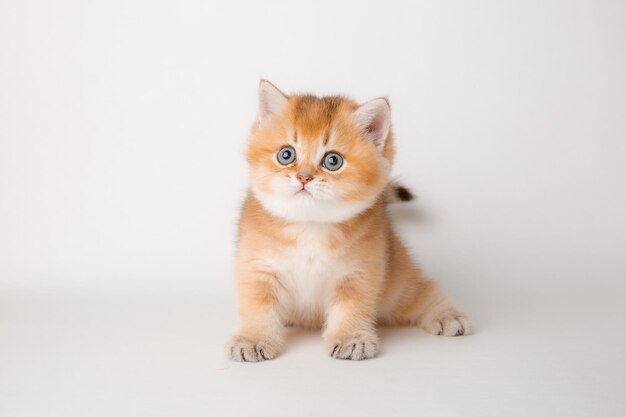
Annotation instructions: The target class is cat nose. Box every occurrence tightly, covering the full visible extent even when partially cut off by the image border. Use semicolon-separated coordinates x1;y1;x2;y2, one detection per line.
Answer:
296;173;314;185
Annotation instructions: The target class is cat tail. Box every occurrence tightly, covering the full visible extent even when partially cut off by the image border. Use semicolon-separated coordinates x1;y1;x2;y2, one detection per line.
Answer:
384;181;415;204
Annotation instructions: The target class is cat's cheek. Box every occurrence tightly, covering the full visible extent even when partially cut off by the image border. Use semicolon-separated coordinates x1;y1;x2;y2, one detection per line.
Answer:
249;166;278;195
335;179;376;204
341;164;388;204
249;176;269;195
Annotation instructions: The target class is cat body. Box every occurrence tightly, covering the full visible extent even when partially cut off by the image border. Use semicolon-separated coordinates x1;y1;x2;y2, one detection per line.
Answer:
226;81;470;361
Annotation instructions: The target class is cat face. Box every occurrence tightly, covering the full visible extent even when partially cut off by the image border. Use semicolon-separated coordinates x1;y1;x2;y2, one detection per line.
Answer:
246;81;395;223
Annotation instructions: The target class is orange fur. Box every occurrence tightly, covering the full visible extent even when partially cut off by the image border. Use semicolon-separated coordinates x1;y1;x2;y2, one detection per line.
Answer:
226;81;470;362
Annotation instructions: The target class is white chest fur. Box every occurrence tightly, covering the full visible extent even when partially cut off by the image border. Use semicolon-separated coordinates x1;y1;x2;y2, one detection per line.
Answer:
267;223;353;324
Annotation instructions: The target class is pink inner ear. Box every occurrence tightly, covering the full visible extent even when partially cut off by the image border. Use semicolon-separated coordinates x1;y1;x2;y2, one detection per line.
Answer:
258;81;288;124
369;114;383;133
367;111;386;145
260;93;277;118
354;99;391;149
260;97;272;117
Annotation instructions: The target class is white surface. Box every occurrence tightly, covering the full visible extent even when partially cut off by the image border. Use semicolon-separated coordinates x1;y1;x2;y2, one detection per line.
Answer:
1;1;626;416
1;283;625;417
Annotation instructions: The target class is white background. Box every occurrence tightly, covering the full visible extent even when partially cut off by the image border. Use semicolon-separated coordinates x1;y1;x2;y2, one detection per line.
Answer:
1;1;625;416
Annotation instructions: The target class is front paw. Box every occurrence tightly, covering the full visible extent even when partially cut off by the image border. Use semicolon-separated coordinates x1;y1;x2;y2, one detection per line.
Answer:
225;334;281;362
326;331;378;360
422;309;472;336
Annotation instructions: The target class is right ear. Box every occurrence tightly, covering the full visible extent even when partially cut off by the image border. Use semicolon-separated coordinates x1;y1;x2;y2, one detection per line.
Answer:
258;79;289;127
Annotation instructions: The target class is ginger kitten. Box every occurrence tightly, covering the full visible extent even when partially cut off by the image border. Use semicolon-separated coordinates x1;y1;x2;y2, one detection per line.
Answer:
226;80;471;361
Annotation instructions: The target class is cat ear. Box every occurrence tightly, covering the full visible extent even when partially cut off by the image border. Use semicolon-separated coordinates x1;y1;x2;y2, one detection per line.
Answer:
258;79;289;126
353;98;391;150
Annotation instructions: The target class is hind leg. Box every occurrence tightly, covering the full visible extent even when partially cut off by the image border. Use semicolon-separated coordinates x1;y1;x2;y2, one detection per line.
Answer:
381;256;471;335
418;289;472;336
405;280;472;336
378;234;472;336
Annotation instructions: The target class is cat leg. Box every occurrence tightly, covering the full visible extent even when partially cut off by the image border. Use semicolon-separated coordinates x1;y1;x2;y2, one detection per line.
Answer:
225;271;285;362
409;280;472;336
323;276;380;360
384;235;471;336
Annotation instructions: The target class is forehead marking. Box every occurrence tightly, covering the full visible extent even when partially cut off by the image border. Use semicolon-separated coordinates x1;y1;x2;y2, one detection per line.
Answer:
323;130;331;146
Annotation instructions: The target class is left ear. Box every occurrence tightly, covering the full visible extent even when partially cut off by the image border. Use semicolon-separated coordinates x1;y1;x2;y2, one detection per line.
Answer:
353;98;391;151
258;79;289;127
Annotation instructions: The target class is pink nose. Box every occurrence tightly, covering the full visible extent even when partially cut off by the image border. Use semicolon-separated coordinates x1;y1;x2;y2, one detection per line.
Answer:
296;173;313;185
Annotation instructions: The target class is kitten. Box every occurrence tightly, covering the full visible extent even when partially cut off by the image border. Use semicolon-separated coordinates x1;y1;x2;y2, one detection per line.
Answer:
226;80;471;361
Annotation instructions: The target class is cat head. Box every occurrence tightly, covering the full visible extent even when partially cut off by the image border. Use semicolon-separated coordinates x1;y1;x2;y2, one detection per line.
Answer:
246;80;395;223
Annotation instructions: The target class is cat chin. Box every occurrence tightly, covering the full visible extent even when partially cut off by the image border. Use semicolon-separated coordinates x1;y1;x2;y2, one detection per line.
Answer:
252;189;375;223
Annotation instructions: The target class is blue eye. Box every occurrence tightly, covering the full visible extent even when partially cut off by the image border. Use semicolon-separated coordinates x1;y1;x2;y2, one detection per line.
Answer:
277;146;296;165
322;152;343;171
